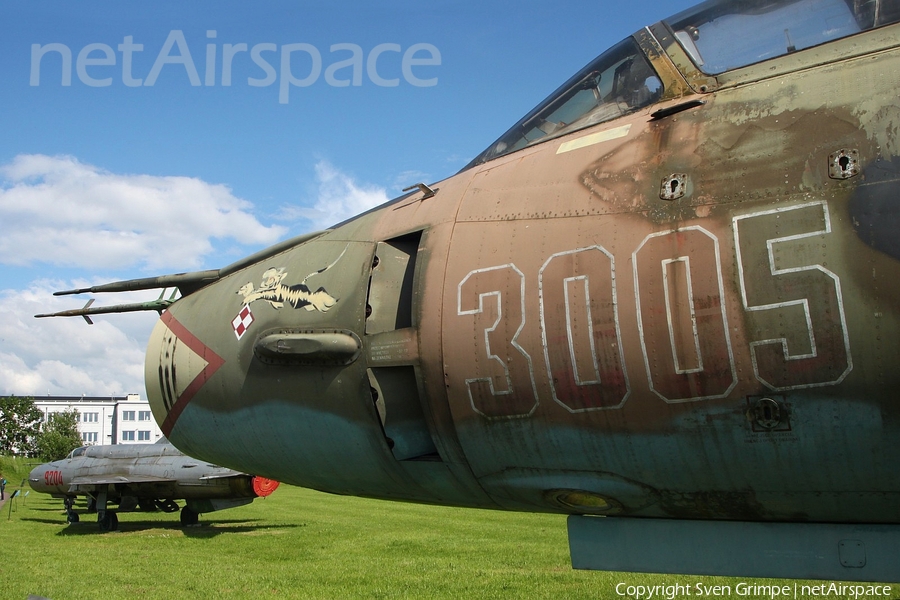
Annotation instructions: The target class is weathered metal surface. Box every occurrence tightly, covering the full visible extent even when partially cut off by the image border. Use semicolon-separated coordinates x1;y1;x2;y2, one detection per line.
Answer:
137;8;900;523
37;0;900;576
568;516;900;582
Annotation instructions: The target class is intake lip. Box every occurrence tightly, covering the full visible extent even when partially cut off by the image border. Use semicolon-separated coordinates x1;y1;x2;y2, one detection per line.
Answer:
254;329;361;366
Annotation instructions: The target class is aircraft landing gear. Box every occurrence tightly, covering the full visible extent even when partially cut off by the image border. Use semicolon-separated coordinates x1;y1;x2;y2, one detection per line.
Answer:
156;499;179;513
95;486;118;531
180;506;200;527
63;497;79;524
98;510;118;532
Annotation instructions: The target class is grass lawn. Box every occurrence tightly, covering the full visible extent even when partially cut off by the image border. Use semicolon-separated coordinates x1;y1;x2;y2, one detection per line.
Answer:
0;455;883;599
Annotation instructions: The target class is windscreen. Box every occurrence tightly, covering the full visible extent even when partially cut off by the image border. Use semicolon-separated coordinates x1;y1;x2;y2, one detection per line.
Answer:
465;38;662;168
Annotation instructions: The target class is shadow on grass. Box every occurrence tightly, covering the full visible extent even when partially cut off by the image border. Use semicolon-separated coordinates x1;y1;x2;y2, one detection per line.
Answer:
22;506;66;513
18;517;74;526
183;520;303;538
27;516;303;537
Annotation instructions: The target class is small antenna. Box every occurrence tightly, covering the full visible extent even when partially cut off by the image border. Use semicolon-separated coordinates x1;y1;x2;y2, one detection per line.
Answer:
784;29;796;53
402;182;437;200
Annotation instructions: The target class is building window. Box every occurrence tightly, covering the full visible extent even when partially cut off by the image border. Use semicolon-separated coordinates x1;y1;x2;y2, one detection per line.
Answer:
139;411;151;421
75;413;81;422
138;431;151;441
122;411;135;421
83;413;98;423
82;432;97;443
122;431;135;441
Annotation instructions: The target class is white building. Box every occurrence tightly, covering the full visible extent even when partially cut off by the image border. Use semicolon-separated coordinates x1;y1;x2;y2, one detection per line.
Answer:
34;394;163;445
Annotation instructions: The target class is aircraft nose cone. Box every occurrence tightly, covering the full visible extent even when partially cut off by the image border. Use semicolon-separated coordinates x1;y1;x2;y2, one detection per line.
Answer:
144;238;371;477
29;465;45;489
145;308;226;438
28;463;60;493
27;470;38;490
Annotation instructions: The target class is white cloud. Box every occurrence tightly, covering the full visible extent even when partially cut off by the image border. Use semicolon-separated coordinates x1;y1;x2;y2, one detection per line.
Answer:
277;160;390;230
0;282;155;397
0;156;392;401
0;154;286;271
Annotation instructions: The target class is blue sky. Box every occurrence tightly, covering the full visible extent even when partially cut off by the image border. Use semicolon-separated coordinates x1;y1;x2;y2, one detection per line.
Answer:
0;0;696;397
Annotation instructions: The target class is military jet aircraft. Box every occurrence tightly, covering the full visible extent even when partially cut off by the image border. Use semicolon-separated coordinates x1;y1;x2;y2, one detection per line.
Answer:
37;0;900;582
28;440;279;531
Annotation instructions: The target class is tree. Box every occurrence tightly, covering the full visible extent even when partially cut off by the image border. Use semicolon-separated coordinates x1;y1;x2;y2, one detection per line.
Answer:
0;395;43;456
36;410;82;461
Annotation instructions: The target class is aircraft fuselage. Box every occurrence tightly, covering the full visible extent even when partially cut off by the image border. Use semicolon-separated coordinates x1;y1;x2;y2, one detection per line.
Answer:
146;19;900;525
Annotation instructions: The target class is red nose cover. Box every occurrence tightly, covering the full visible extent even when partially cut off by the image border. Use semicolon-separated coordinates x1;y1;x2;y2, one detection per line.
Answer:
252;476;280;497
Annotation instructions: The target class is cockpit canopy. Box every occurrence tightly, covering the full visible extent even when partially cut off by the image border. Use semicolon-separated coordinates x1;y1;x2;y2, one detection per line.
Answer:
66;446;87;459
466;0;899;168
666;0;900;74
465;38;661;168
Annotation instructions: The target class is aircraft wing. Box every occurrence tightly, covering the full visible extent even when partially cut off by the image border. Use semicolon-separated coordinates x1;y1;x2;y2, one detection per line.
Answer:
69;474;175;487
198;472;246;480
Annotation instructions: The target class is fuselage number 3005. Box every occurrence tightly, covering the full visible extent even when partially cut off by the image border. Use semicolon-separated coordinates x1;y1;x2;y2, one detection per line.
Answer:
455;201;852;419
